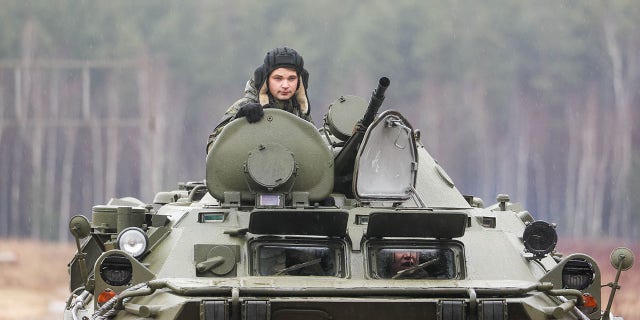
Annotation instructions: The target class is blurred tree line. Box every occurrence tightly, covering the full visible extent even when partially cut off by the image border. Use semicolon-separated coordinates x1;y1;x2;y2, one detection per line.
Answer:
0;0;638;241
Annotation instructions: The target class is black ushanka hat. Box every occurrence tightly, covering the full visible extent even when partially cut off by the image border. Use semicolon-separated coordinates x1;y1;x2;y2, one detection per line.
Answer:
254;47;310;114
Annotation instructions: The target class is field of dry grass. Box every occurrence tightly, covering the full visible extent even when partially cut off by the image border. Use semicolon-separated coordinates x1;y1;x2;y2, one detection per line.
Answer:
0;239;75;320
0;238;637;320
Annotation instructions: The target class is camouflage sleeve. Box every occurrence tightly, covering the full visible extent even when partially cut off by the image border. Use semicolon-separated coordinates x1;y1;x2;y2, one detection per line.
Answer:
207;79;259;153
206;98;252;153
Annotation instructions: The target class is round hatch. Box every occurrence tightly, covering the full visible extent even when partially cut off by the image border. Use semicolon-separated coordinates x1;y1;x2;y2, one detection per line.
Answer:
326;95;367;141
246;143;296;188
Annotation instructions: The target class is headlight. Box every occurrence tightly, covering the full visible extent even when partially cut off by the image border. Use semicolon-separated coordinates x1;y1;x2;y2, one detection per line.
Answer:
100;254;133;286
117;227;148;258
562;258;595;290
522;220;557;258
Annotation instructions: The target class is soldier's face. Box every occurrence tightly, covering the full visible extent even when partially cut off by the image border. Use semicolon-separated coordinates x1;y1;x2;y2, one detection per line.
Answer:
390;251;419;274
268;68;298;101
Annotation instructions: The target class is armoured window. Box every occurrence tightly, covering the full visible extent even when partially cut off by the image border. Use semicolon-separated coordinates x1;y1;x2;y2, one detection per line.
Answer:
251;240;346;277
367;240;464;279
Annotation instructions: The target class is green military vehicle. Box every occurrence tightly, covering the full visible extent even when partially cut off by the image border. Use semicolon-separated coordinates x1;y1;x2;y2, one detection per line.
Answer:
64;78;633;319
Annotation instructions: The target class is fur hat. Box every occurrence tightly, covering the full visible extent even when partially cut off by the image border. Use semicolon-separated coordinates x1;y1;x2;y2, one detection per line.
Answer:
254;47;309;89
254;47;310;114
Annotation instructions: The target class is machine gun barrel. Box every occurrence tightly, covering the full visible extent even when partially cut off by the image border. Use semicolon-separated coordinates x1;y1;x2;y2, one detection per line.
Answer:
361;77;390;127
333;77;390;196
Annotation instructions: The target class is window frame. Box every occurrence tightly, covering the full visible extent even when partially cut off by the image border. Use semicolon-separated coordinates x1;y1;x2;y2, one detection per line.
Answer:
364;239;466;280
248;237;349;278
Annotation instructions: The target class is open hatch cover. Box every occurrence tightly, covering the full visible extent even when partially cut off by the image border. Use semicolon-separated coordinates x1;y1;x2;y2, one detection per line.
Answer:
366;211;467;239
249;210;349;237
354;111;417;201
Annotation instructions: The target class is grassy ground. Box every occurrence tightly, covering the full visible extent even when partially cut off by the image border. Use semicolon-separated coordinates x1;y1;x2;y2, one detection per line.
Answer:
0;239;74;320
0;238;637;320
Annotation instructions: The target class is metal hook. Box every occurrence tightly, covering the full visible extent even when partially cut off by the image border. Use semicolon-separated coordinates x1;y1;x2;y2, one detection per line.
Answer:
386;118;411;149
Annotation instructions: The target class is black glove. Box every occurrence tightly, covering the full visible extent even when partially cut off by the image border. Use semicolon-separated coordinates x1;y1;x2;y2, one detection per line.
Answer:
234;103;264;123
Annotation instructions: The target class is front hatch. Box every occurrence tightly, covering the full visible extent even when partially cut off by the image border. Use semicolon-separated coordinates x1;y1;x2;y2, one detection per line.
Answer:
354;111;417;201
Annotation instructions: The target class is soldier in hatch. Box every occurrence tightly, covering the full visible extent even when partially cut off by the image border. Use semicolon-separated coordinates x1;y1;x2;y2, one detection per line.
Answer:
206;47;313;152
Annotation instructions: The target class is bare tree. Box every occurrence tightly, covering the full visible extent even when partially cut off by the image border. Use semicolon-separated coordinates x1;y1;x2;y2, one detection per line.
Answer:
58;126;77;241
602;3;638;236
104;70;120;201
44;70;60;238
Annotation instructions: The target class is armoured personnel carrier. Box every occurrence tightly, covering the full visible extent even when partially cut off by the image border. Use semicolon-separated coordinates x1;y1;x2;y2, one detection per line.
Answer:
65;78;633;319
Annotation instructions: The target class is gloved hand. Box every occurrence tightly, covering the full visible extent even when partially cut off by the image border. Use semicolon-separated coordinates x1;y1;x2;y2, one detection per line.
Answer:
234;103;264;123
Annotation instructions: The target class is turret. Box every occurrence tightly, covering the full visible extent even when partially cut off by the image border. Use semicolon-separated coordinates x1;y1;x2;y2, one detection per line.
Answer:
205;108;334;207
